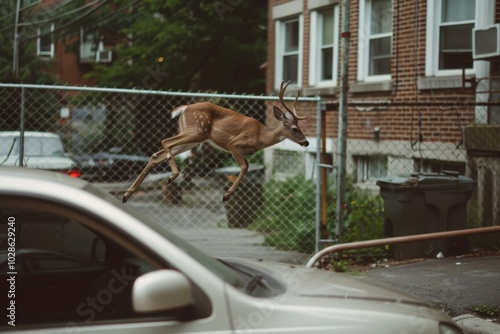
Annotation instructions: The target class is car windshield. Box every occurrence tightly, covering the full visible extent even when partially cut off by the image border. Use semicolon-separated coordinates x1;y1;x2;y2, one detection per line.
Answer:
84;184;245;288
0;136;65;156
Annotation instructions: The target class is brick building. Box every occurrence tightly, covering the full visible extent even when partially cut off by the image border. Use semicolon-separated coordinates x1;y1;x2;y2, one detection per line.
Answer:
27;0;113;85
266;0;500;225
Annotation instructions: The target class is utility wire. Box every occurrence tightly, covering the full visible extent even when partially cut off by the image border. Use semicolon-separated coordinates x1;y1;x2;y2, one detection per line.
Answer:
0;0;109;35
1;0;82;32
24;0;111;40
19;0;103;27
48;0;141;41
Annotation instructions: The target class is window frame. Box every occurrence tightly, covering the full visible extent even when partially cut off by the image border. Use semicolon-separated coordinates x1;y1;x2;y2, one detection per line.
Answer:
425;0;479;77
274;15;304;90
308;6;340;88
355;155;388;183
37;23;55;58
357;0;393;83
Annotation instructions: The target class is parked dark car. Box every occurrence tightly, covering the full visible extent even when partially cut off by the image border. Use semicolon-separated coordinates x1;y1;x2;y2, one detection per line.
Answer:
75;147;171;182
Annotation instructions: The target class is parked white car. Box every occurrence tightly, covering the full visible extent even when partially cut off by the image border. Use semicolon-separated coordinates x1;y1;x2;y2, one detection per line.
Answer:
0;131;80;177
0;167;462;333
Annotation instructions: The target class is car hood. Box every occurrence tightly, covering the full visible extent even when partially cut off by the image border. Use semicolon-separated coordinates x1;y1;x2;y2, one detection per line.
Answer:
233;258;429;306
1;155;76;170
223;259;453;333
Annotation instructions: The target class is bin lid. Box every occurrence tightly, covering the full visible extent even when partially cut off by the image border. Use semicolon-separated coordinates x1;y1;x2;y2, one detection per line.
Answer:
214;164;264;176
376;171;477;191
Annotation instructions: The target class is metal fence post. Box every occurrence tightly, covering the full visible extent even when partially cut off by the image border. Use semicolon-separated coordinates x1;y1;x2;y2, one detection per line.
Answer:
19;86;25;167
335;0;351;243
315;97;323;253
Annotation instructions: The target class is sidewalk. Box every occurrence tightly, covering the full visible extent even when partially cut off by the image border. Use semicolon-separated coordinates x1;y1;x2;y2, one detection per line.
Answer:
358;255;500;334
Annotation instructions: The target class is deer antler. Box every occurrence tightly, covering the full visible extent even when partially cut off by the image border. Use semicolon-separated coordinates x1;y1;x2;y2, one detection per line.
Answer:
278;80;310;120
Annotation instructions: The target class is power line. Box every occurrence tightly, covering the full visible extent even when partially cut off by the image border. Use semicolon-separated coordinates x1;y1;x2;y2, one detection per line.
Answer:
54;0;141;41
0;0;105;34
19;0;102;27
24;0;111;40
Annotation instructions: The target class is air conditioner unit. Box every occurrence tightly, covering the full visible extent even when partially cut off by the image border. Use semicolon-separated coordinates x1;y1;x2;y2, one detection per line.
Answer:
473;24;500;59
96;50;112;63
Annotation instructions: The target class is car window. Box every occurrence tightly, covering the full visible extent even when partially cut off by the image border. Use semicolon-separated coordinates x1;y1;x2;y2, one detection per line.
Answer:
24;137;65;156
86;184;245;289
0;136;65;157
0;200;162;327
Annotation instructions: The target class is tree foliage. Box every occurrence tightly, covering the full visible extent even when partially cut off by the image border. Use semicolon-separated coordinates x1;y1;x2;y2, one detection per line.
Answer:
1;0;267;93
87;0;268;93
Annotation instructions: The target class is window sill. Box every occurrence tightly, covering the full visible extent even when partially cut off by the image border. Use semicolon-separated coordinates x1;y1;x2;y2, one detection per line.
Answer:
303;86;338;96
417;76;472;90
350;80;392;93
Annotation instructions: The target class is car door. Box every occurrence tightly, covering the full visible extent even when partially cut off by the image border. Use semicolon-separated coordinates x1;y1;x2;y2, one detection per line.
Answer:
0;196;233;334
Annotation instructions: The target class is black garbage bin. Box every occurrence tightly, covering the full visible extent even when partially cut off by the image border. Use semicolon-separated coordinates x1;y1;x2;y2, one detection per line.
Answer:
377;171;476;260
214;164;265;228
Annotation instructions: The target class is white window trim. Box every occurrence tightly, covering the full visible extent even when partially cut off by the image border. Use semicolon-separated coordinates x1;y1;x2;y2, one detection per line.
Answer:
357;0;392;83
274;15;303;90
37;23;55;58
309;6;339;88
355;155;388;183
425;0;494;77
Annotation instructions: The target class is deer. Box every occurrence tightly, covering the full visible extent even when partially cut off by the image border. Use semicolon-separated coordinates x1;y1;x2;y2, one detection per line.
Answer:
122;80;310;203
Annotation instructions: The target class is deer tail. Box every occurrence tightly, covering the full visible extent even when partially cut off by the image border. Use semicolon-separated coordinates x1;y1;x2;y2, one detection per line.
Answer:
171;105;187;119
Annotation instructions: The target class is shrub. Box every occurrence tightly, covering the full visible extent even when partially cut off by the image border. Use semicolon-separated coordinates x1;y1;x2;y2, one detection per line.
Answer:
251;176;385;257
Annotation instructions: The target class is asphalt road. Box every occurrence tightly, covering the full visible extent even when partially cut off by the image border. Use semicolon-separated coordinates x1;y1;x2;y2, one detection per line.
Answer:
125;194;311;264
359;255;500;318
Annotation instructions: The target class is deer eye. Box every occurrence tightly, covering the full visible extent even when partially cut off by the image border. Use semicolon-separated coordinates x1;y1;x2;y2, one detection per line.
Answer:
292;128;299;133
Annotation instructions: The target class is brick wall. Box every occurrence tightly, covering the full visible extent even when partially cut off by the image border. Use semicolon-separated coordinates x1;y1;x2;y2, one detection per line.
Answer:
267;0;478;144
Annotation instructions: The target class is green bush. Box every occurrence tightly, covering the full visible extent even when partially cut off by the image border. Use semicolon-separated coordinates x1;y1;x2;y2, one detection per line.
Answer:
251;176;385;256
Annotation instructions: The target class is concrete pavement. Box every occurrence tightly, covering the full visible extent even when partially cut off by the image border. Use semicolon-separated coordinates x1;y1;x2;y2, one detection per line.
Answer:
358;255;500;334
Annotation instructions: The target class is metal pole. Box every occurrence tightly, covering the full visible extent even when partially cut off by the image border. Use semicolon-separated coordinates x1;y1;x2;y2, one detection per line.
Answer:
13;0;23;76
315;97;323;253
335;0;351;243
19;86;25;167
306;225;500;267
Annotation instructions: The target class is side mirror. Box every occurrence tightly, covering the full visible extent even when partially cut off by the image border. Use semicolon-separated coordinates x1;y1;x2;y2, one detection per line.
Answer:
132;270;192;313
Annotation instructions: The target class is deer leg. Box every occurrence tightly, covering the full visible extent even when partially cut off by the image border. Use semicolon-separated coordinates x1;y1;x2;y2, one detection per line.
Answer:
160;134;202;185
122;149;168;203
223;150;249;202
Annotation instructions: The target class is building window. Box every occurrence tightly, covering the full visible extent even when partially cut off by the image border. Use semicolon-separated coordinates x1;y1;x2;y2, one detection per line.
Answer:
275;16;303;88
356;155;388;182
37;23;54;58
439;0;475;70
415;159;466;175
358;0;392;82
283;19;299;83
309;6;339;87
425;0;478;76
80;27;97;62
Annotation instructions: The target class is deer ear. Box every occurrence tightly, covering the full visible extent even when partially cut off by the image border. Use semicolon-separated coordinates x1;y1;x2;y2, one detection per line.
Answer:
273;106;286;121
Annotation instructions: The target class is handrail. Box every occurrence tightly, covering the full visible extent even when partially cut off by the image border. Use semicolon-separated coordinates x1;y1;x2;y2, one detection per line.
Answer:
305;226;500;267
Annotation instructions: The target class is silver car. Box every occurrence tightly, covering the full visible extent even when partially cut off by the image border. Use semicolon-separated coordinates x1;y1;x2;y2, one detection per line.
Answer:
0;167;462;333
0;131;80;177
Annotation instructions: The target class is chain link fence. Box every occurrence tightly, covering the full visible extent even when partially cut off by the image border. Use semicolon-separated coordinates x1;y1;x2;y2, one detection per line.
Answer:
0;83;322;264
1;83;499;264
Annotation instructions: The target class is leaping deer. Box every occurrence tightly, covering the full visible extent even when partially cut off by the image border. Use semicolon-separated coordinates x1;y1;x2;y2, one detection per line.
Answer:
122;80;310;203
